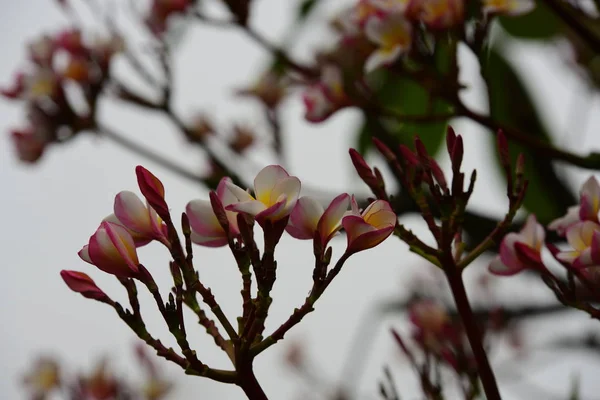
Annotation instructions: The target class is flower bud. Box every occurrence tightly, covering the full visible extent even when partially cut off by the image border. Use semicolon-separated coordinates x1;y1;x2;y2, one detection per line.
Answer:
85;222;140;277
60;270;110;302
135;166;170;222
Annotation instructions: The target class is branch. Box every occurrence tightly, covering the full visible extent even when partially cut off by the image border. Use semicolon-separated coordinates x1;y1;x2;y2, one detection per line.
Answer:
95;124;208;184
457;102;600;170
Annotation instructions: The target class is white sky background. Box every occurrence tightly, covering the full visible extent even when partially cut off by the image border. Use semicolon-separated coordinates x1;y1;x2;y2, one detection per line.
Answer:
2;0;600;399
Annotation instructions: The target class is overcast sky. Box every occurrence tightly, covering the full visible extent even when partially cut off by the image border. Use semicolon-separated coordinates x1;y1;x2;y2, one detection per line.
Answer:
2;1;600;399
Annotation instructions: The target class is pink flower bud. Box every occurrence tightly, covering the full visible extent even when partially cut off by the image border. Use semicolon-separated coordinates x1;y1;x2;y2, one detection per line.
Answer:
349;149;379;188
113;191;168;246
342;199;396;254
549;176;600;236
226;165;301;225
55;29;85;55
186;177;240;247
86;222;140;277
135;166;170;222
60;270;109;301
489;215;545;276
10;128;46;163
578;176;600;222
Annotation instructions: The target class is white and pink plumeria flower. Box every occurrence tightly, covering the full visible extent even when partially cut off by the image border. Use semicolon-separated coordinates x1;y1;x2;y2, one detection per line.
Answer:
482;0;535;16
549;176;600;236
303;65;350;123
79;221;140;278
286;194;351;248
407;0;464;29
488;215;545;276
186;177;241;247
109;190;169;247
225;165;301;225
342;196;397;254
556;221;600;269
364;11;412;72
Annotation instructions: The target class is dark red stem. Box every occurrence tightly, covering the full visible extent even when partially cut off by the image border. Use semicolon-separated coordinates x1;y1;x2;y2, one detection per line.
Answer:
238;363;268;400
445;267;501;400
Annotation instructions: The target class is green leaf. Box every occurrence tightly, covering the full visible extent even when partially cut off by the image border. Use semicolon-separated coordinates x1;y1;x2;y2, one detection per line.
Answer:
355;72;452;155
482;48;576;223
498;5;561;40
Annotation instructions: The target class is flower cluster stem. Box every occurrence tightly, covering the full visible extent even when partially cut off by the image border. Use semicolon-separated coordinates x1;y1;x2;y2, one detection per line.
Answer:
444;266;501;400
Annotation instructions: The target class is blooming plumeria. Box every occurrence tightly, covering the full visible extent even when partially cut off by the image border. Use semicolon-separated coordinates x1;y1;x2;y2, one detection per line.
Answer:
364;11;412;72
225;165;301;225
79;221;140;278
23;358;61;398
286;193;351;248
549;176;600;235
186;177;241;247
482;0;536;16
110;190;169;246
303;65;350;122
488;215;545;276
407;0;464;29
342;197;396;254
556;221;600;269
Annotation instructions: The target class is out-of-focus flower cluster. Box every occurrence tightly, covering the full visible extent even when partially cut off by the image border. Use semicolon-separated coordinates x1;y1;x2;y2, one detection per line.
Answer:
299;0;536;122
490;176;600;278
2;29;123;163
490;176;600;320
22;345;172;400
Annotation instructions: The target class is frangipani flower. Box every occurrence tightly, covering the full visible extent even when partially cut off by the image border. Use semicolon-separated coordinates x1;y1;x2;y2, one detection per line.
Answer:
408;0;464;29
111;190;169;246
23;358;60;398
549;176;600;235
556;221;600;269
60;270;109;301
286;194;351;248
342;197;396;254
226;165;301;225
578;176;600;222
186;177;240;247
482;0;535;16
364;12;412;72
303;65;350;123
489;215;545;276
79;221;140;278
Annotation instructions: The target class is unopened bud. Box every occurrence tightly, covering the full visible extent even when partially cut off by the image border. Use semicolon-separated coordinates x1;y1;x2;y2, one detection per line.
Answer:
60;270;110;302
135;166;170;222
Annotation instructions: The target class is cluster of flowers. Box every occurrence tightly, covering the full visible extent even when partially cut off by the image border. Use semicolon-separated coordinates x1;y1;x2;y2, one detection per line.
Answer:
2;29;123;163
302;0;535;122
490;176;600;279
63;164;397;288
23;345;171;400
